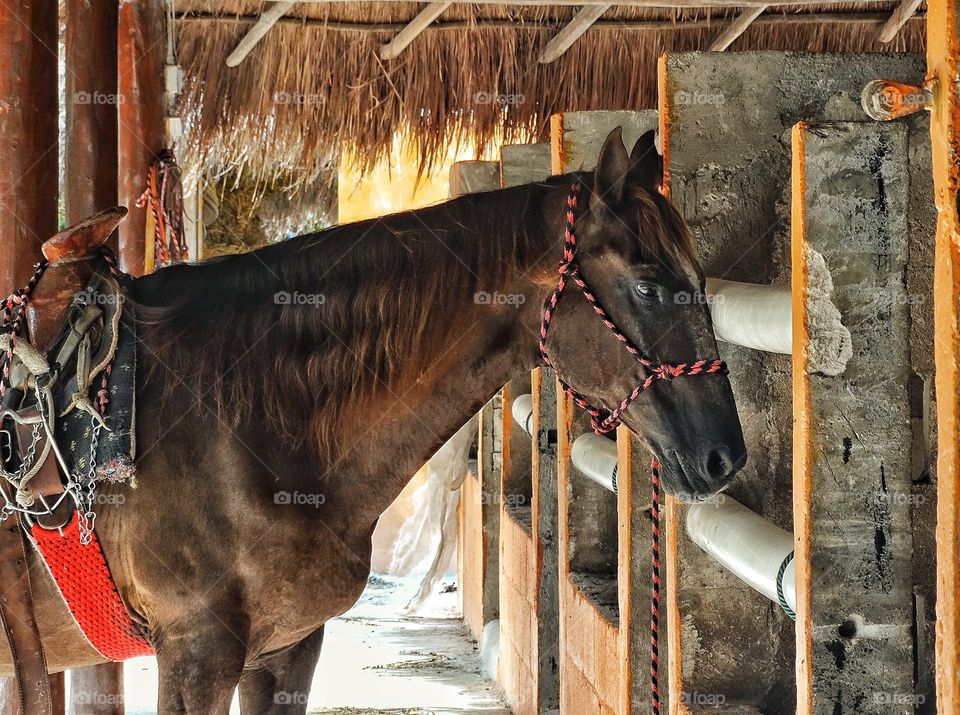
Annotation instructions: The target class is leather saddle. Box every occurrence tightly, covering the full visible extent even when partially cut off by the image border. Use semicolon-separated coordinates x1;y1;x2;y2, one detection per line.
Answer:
0;207;127;714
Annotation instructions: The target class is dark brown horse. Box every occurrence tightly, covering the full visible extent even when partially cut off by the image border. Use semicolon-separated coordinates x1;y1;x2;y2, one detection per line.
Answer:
2;128;745;713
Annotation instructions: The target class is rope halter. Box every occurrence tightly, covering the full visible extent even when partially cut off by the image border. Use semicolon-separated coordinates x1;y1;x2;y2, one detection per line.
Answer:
537;182;729;435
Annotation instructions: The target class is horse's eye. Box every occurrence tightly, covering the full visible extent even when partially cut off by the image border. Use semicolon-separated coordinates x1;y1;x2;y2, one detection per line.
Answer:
635;283;658;301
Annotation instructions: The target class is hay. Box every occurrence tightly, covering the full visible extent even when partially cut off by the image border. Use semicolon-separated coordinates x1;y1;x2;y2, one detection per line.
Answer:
202;168;336;257
175;1;925;190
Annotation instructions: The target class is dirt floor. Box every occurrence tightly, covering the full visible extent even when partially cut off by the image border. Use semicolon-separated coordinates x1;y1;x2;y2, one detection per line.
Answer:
115;575;510;715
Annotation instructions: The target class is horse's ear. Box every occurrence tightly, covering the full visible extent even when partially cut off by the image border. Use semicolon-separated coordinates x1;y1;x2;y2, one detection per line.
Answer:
592;127;629;211
628;130;663;192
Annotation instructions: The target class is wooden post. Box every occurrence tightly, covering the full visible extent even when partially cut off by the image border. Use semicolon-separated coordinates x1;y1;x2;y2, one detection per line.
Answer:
117;0;166;277
928;0;960;708
65;1;126;710
0;2;59;712
0;0;58;293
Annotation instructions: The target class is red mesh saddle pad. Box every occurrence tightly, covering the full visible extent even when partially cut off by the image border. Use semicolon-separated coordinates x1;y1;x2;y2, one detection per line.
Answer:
31;513;153;660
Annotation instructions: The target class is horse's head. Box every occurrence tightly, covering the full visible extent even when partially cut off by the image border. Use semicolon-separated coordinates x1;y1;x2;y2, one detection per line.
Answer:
541;127;746;501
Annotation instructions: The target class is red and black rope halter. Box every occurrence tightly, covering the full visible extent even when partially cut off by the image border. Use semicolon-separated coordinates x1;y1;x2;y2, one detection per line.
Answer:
539;182;729;715
538;181;728;436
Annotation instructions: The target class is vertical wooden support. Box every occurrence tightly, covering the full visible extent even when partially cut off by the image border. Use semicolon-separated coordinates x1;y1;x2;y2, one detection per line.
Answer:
793;121;916;713
117;0;166;277
65;0;119;221
0;0;58;293
655;65;686;714
0;2;59;712
928;0;960;708
65;1;125;711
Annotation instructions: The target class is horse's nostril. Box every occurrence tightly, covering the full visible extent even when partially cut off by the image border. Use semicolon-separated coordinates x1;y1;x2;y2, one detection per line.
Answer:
705;447;733;482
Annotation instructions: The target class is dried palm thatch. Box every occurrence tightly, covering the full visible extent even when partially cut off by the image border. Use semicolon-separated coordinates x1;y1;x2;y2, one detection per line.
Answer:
176;1;925;191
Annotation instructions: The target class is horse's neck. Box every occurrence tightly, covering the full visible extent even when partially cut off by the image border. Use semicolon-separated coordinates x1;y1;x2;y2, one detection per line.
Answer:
333;195;565;529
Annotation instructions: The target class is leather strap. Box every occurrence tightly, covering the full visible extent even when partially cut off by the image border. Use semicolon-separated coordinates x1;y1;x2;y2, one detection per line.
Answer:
0;516;52;714
13;419;64;499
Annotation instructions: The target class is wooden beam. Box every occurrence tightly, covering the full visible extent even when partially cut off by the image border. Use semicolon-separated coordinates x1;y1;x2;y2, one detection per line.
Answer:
0;0;58;295
225;1;297;67
380;2;452;60
180;10;925;31
873;0;924;42
538;4;611;63
294;0;898;6
709;6;766;50
65;0;118;226
928;0;960;708
118;0;167;277
65;1;125;706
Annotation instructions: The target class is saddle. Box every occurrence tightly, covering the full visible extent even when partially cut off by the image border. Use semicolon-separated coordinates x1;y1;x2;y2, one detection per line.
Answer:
0;208;127;714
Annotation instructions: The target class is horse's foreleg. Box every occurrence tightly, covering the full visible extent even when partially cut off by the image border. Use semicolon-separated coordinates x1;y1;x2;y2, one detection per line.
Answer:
237;626;325;715
154;620;248;715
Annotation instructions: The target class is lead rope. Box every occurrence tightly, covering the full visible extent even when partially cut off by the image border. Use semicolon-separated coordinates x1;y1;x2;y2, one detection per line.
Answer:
650;458;662;715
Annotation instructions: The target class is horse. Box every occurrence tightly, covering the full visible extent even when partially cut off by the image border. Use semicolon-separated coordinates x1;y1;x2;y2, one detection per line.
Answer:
1;127;746;713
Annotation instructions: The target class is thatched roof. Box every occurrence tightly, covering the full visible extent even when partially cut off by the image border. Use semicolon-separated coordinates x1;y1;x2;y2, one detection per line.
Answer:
175;1;925;189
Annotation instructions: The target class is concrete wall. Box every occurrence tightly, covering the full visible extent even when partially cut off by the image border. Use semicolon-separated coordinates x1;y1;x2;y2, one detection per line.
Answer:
660;51;930;711
793;120;932;713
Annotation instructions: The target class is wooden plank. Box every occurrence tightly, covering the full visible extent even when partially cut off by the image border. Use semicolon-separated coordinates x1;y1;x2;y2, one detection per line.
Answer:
928;0;960;708
225;1;297;67
380;2;452;60
708;6;766;50
294;0;908;8
791;122;814;715
538;4;611;63
873;0;924;42
656;64;685;713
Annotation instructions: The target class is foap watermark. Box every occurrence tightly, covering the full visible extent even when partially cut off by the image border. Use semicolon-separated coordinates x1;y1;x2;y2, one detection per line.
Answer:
274;490;326;508
674;90;726;107
475;291;526;308
680;690;726;708
73;90;123;106
274;691;309;706
674;291;725;306
274;291;326;307
479;492;529;508
73;692;124;707
874;491;926;507
274;91;325;106
473;91;525;107
75;289;124;306
873;691;925;706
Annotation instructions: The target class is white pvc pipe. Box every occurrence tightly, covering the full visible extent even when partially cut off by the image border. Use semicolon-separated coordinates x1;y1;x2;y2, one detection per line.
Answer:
705;278;792;355
686;495;796;613
571;433;618;494
511;394;534;437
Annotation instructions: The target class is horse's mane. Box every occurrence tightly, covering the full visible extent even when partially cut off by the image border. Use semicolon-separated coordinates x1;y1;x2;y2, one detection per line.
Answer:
133;174;696;461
